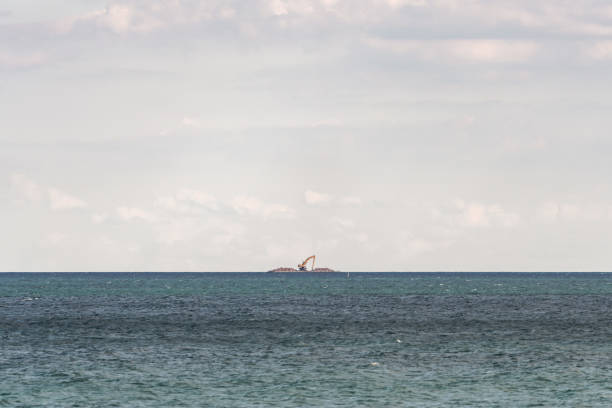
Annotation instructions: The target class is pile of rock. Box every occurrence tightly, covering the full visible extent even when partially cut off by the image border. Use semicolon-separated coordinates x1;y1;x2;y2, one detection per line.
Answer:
267;267;298;272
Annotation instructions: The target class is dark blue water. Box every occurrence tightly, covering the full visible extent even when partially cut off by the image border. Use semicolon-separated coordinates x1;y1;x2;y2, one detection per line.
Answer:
1;273;611;407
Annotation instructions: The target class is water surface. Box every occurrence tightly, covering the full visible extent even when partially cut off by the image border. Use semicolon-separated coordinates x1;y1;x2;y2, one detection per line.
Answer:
1;273;610;407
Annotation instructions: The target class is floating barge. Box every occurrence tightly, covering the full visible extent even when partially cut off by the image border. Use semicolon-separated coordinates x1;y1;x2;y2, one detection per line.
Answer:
268;255;337;272
267;267;337;273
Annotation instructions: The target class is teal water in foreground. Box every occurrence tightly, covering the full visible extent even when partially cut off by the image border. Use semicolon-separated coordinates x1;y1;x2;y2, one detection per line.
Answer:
1;272;611;407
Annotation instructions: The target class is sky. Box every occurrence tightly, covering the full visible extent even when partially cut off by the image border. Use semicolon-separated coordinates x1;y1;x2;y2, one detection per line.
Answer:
2;0;612;272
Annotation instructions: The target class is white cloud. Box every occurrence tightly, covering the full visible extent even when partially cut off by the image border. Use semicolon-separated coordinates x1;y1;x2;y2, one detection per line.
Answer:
181;117;201;128
231;196;295;218
42;232;68;247
155;218;202;244
60;4;165;34
48;188;87;210
366;38;539;63
176;188;218;209
0;52;46;69
459;201;520;228
433;200;520;228
56;1;239;34
536;202;611;223
304;190;332;205
37;0;612;43
10;174;87;211
385;0;427;9
10;173;43;202
397;232;435;257
116;206;157;222
92;213;108;224
351;232;369;243
231;196;264;215
536;202;559;222
341;196;362;206
155;216;246;247
210;221;246;246
584;41;612;59
97;5;135;33
331;216;355;229
156;188;218;214
268;0;289;16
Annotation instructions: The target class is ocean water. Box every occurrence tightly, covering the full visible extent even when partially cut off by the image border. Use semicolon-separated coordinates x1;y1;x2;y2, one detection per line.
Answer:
1;272;611;407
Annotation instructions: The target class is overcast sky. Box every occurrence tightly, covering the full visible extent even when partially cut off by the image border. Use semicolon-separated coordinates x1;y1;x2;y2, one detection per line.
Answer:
2;0;612;271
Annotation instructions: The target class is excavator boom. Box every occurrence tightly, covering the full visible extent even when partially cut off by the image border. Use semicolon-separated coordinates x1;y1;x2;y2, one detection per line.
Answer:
298;255;316;271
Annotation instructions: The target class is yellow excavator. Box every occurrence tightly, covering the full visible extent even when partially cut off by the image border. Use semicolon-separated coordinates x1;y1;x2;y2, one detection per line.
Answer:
298;255;316;271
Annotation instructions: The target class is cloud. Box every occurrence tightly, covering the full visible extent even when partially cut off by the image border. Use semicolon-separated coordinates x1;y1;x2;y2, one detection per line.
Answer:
155;218;202;244
181;117;201;128
177;188;218;208
331;216;355;229
58;4;164;34
0;52;46;69
351;232;369;243
42;232;68;248
10;174;87;211
231;195;295;218
304;190;332;205
116;206;157;222
433;200;520;228
341;196;362;206
268;0;289;16
56;1;239;34
397;232;436;257
10;174;44;202
536;202;611;223
584;41;612;60
157;188;219;213
48;188;87;210
17;0;612;47
92;213;109;224
365;38;539;63
460;201;520;228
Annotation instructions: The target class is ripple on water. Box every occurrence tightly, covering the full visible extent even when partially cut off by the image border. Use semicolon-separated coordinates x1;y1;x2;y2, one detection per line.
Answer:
0;273;611;407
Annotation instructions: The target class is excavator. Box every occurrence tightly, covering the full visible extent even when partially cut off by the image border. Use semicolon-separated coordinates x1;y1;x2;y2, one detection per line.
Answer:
297;255;316;271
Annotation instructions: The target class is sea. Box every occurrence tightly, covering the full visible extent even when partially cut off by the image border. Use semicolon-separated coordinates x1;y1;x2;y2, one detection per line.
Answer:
1;272;610;407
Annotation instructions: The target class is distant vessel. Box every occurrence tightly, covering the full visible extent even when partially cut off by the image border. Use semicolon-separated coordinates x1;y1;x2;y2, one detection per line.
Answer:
268;255;338;272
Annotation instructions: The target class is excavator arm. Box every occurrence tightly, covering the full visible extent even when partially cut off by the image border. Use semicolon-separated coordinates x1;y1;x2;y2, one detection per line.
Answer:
298;255;316;271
